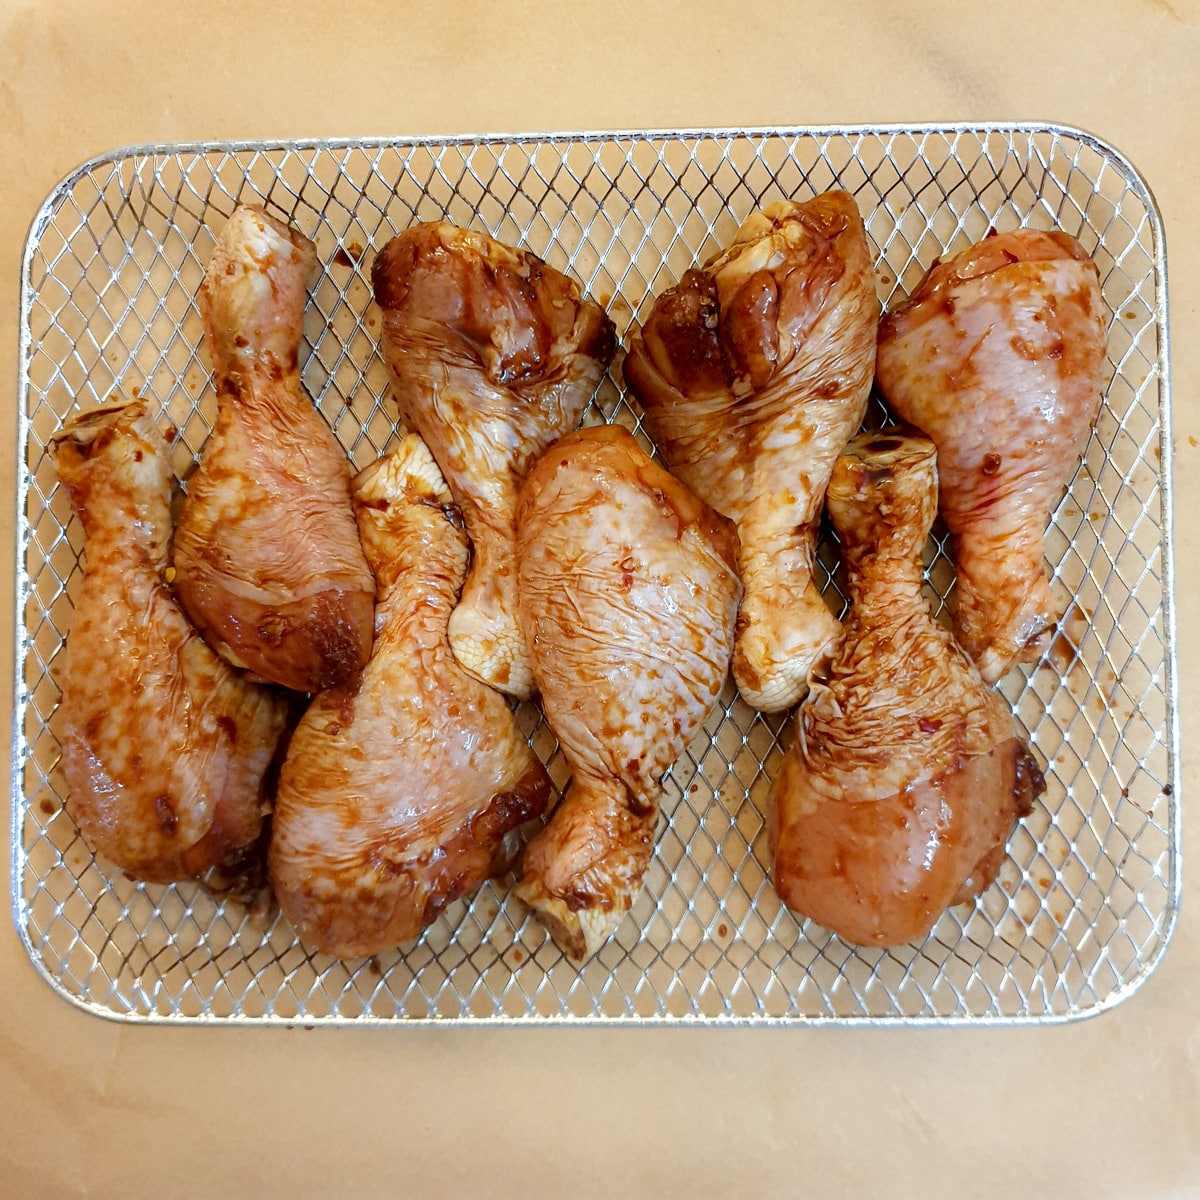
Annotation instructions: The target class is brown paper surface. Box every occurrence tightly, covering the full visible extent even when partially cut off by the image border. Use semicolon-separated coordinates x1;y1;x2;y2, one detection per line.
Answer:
2;2;1198;1196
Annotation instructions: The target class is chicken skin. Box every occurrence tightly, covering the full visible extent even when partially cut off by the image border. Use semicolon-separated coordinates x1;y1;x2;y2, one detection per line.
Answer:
514;425;740;962
875;228;1107;683
51;398;289;883
172;205;375;693
769;430;1044;947
268;435;553;958
371;222;616;700
623;190;878;712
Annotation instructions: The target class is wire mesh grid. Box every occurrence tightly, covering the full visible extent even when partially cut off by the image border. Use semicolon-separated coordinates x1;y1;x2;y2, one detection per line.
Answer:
11;125;1177;1024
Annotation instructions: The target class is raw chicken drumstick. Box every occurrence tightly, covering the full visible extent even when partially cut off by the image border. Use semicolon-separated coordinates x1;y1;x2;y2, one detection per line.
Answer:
371;222;616;700
52;398;289;883
269;435;553;957
769;430;1044;947
514;424;740;962
623;190;878;712
172;205;375;693
875;227;1107;683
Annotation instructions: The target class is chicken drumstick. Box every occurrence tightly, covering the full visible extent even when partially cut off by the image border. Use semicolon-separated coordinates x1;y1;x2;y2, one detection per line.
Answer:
514;424;740;961
769;430;1044;947
269;435;553;958
52;398;288;883
875;228;1107;683
172;205;375;693
624;190;878;712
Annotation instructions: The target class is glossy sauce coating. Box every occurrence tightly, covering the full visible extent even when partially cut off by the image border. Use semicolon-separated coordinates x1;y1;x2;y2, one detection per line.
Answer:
52;399;288;882
624;190;878;711
769;430;1043;947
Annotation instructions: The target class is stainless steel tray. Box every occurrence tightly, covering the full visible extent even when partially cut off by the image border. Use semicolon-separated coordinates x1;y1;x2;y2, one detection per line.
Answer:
11;125;1178;1025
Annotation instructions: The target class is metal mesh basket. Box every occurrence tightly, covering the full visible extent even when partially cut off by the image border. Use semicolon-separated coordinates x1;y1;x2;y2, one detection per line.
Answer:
11;125;1178;1024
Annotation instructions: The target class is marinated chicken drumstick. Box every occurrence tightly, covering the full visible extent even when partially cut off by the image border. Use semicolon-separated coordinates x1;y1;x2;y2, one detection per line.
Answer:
769;430;1044;947
514;425;740;962
371;222;616;700
172;204;375;693
269;435;553;958
623;190;878;712
875;227;1107;683
52;399;289;883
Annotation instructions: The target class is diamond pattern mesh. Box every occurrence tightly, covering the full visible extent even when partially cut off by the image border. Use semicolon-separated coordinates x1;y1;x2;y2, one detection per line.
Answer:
12;127;1177;1024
